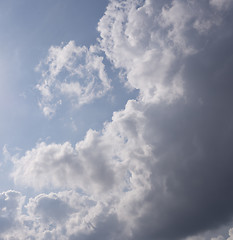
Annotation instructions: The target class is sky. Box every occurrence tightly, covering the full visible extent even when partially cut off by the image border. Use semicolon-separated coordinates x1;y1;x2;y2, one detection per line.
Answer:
0;0;233;239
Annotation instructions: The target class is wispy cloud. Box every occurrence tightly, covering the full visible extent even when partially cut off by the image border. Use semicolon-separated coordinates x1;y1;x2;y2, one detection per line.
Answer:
36;41;111;118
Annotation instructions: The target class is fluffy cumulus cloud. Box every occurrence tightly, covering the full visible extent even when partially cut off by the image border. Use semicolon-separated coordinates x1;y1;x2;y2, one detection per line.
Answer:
24;191;100;239
7;0;233;239
36;41;111;118
0;190;116;239
11;134;126;194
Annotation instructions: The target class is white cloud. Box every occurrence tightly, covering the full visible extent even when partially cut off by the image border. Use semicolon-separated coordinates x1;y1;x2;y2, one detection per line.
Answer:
0;190;113;239
187;227;233;240
11;132;127;195
27;193;74;223
97;0;227;105
211;237;225;240
210;228;233;240
36;41;111;118
98;0;185;103
0;190;25;237
210;0;233;10
11;99;153;237
2;145;10;163
9;0;233;239
227;229;233;240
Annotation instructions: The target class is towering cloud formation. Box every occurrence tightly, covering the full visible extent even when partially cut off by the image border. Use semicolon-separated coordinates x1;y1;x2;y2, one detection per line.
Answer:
7;0;233;239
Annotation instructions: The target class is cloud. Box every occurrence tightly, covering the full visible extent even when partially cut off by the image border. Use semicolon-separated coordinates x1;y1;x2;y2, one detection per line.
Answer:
0;190;24;236
0;191;100;240
36;41;111;118
2;145;10;163
27;193;74;223
9;0;233;239
209;0;233;10
70;213;126;240
0;190;126;240
188;227;233;240
11;133;126;195
97;0;223;104
98;0;184;103
211;237;225;240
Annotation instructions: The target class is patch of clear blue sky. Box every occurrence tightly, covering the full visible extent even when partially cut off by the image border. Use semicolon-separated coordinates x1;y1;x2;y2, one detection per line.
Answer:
0;0;138;191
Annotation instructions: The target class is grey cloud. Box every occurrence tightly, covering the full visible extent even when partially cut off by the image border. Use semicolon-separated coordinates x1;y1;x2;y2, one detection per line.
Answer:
128;11;233;240
0;217;12;233
0;190;102;239
69;213;126;240
32;195;74;223
0;191;24;235
97;1;233;239
209;0;233;10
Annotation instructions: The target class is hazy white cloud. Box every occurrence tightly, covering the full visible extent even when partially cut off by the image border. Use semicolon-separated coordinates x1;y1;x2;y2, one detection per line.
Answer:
186;227;233;240
209;228;233;240
36;41;111;118
2;145;10;162
211;237;225;240
0;190;24;237
227;229;233;240
27;193;74;224
210;0;233;10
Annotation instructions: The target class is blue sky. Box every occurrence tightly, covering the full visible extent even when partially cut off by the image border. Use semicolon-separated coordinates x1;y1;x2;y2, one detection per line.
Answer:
0;0;112;193
1;0;233;239
0;0;136;154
